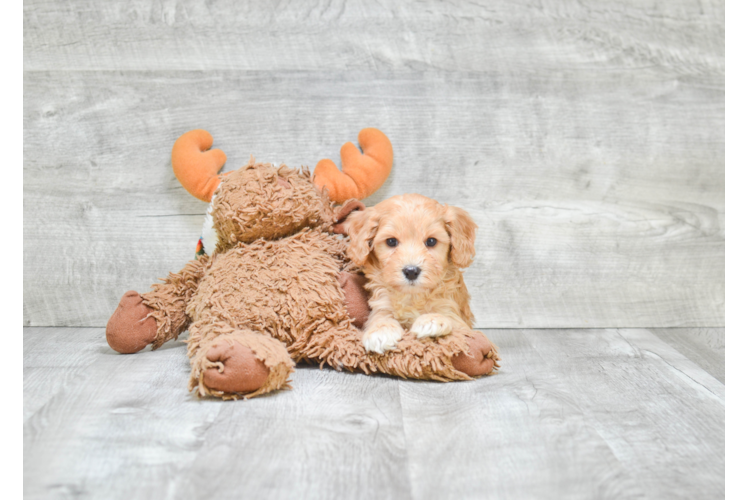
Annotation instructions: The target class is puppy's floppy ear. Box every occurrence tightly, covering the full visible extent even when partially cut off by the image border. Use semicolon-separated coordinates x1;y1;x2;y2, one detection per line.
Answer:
346;207;380;266
444;205;477;268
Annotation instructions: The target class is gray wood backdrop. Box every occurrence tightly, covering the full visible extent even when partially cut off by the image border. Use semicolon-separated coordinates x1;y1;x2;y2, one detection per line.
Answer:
23;0;724;329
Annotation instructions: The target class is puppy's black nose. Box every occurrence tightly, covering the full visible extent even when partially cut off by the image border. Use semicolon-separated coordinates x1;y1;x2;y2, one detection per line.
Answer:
402;266;421;281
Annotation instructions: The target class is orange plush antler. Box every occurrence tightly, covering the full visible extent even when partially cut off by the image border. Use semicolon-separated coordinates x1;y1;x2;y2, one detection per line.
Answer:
172;130;229;202
313;128;393;203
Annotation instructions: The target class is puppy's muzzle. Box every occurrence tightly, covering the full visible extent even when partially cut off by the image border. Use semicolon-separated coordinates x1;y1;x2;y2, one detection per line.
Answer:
402;266;421;282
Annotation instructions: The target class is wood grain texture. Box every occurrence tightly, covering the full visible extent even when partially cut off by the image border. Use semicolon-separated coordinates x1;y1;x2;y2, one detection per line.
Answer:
399;328;724;499
24;0;724;73
525;328;723;499
649;327;725;383
23;0;724;328
399;330;646;500
24;327;725;499
23;327;102;423
24;68;724;328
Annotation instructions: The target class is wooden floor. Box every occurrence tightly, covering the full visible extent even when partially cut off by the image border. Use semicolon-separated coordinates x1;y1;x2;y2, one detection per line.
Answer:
24;327;724;500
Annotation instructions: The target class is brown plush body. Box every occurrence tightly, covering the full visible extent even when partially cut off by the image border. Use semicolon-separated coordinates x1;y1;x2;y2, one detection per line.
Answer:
107;143;499;399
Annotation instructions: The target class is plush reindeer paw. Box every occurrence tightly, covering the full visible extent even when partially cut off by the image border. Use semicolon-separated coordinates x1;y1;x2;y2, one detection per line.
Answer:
451;332;500;377
106;291;158;354
202;341;272;394
193;333;295;399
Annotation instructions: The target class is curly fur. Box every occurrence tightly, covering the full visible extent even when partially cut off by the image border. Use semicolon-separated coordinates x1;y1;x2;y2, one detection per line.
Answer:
211;161;336;253
128;162;499;399
346;194;482;354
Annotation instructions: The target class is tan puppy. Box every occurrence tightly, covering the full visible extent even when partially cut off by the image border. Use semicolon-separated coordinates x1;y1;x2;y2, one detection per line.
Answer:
346;194;478;354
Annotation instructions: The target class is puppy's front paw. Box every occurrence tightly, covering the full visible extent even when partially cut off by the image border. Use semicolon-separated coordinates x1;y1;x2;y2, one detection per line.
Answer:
411;313;453;339
363;323;405;354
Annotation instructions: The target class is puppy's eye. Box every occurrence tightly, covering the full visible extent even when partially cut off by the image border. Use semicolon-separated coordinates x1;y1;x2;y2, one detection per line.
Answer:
386;238;398;247
425;237;437;247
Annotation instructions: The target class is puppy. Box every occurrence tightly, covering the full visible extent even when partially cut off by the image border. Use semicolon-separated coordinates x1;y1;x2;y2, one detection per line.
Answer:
345;194;477;354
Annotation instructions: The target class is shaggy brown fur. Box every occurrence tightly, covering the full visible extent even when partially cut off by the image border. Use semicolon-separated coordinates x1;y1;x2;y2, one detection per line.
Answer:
211;163;336;253
107;160;500;399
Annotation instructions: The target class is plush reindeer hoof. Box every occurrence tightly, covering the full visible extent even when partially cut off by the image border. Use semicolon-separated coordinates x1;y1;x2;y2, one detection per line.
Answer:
202;341;271;394
106;291;158;354
451;333;497;377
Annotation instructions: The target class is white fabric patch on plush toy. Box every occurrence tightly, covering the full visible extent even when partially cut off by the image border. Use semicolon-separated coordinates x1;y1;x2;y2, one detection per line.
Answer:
195;190;219;258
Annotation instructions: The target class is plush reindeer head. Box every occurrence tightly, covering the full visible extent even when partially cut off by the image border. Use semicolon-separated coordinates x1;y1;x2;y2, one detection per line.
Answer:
171;129;391;253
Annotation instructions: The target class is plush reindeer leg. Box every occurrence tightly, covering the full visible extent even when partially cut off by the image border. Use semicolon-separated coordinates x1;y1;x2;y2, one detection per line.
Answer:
105;256;209;353
334;272;500;379
365;328;499;381
108;129;227;353
187;322;294;400
301;317;498;381
302;273;500;381
451;332;500;376
105;291;159;354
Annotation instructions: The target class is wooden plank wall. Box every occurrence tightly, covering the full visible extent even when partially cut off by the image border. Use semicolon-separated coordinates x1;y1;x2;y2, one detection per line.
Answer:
23;0;724;328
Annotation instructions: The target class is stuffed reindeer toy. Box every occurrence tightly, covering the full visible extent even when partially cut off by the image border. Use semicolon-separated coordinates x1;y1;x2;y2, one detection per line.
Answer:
106;128;499;399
